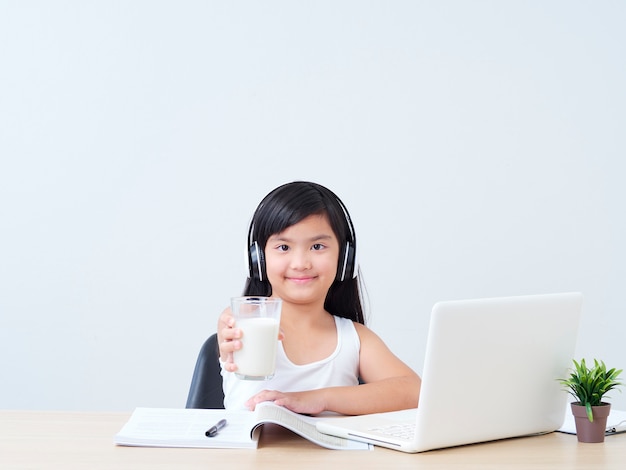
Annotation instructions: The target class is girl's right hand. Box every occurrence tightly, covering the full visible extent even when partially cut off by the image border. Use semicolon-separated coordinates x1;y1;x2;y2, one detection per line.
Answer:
217;305;285;373
217;307;242;373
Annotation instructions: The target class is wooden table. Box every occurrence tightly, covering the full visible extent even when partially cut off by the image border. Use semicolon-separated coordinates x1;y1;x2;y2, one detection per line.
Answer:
1;410;624;469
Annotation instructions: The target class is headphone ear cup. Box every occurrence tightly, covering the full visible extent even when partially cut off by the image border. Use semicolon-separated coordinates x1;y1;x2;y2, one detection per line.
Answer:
337;240;357;281
348;241;357;279
248;241;265;281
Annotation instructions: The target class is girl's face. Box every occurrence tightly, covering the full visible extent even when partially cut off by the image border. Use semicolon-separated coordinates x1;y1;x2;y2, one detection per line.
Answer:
264;214;340;308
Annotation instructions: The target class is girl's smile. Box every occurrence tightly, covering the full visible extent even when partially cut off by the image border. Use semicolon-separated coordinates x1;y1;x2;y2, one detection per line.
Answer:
286;275;317;283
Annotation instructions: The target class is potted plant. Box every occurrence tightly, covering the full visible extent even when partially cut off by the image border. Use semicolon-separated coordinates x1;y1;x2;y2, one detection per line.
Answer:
559;358;623;443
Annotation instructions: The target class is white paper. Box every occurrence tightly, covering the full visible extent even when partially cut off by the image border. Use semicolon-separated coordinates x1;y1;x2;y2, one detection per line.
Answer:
557;407;626;435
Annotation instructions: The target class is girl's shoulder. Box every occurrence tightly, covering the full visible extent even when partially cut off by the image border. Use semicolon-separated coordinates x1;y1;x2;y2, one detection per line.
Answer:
331;316;381;346
332;315;367;332
349;320;387;347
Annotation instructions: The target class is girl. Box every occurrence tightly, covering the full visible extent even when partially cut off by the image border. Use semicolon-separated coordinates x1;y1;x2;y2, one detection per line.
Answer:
218;181;421;415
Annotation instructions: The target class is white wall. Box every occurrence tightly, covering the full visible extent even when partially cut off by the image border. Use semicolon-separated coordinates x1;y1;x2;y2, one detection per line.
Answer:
1;1;624;411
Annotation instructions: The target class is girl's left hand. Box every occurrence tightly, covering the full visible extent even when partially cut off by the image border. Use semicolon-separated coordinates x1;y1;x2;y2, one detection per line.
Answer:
244;389;327;415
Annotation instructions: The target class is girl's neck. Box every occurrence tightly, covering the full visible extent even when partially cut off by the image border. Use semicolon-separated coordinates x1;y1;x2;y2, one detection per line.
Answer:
280;301;332;329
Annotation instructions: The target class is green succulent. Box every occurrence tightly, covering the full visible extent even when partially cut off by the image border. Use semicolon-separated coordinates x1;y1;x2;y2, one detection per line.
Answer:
559;358;623;422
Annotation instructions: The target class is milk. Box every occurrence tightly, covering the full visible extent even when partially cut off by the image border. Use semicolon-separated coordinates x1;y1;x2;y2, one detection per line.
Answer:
233;317;280;380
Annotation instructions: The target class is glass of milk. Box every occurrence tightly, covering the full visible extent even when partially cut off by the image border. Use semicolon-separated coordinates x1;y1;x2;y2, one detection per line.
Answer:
231;296;282;380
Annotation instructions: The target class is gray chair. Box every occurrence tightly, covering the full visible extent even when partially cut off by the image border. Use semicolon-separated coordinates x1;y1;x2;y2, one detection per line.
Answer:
185;333;225;409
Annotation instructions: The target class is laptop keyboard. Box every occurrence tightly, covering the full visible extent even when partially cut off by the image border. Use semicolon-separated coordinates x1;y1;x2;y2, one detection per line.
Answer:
368;422;416;440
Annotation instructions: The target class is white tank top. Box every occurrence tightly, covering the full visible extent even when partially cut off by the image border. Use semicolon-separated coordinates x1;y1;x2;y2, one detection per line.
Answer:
221;316;361;410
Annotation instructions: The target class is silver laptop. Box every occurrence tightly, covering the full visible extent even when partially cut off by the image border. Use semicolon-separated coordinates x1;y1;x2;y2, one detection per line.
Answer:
316;292;582;452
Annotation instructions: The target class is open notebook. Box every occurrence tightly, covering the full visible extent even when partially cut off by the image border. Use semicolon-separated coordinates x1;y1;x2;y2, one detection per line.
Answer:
317;292;583;452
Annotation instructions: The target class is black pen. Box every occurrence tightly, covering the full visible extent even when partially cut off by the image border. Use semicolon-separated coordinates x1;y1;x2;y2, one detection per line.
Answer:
205;418;227;437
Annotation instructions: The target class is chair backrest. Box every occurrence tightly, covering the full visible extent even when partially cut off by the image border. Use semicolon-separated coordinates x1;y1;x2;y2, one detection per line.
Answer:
185;333;225;409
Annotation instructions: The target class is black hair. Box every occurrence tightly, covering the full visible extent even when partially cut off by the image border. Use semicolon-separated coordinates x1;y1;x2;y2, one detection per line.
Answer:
243;181;366;325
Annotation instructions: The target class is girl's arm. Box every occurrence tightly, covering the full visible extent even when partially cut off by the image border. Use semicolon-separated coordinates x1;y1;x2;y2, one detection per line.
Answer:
245;323;421;415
